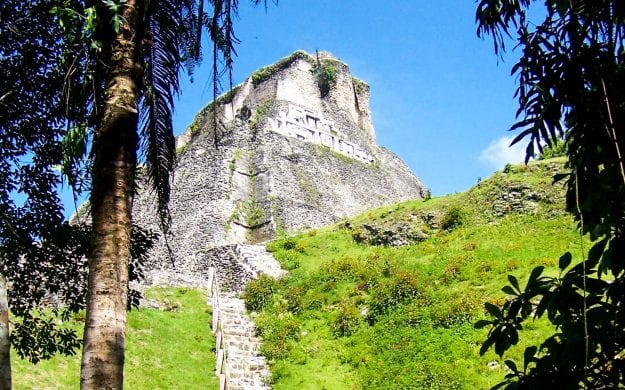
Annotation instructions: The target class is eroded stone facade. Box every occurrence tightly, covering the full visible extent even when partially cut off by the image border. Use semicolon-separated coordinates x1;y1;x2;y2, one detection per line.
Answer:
268;103;374;164
132;50;428;282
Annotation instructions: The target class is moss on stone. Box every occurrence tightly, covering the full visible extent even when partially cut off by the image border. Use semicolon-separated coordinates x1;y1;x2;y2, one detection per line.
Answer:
219;85;241;104
251;51;315;87
351;76;369;95
183;85;241;141
249;99;273;131
176;143;189;155
330;150;354;164
294;168;321;206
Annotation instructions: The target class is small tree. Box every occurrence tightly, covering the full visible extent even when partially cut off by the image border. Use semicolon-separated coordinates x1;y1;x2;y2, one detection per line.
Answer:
0;2;91;386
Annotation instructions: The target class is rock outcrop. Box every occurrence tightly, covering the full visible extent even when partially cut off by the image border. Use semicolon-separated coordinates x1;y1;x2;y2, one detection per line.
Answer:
133;50;427;283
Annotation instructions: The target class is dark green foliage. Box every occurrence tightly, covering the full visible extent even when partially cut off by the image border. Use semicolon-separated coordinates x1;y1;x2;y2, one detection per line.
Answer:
255;312;301;360
440;206;466;231
0;0;91;363
1;0;265;373
538;141;567;160
243;274;278;312
127;226;158;309
369;271;427;321
281;238;297;250
314;60;338;97
3;220;155;364
11;314;81;365
477;0;625;387
330;300;361;337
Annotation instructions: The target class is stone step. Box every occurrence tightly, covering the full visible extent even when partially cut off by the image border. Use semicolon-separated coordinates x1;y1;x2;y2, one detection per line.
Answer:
208;244;284;390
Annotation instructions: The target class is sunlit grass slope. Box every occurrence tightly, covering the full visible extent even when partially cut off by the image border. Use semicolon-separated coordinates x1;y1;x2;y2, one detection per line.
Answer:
245;158;583;389
12;288;218;390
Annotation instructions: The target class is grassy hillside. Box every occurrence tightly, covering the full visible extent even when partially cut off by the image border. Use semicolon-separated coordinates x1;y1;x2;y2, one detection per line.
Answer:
244;158;584;389
12;288;218;389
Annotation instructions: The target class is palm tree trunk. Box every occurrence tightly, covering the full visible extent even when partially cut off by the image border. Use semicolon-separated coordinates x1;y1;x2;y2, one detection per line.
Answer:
80;1;143;388
0;275;11;390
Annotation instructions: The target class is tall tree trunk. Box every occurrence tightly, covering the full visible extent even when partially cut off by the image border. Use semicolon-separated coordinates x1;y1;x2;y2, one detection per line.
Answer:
80;1;143;388
0;275;11;390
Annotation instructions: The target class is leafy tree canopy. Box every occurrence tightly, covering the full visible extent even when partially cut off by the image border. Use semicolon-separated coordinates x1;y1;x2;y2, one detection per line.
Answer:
0;0;156;363
476;0;625;387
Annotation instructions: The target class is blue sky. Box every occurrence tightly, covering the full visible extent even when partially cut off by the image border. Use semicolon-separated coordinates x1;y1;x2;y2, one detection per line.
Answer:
172;0;527;196
52;1;526;218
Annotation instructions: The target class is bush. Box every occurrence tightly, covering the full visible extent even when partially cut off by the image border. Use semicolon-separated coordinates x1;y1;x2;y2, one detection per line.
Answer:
302;289;324;310
538;140;567;159
331;300;362;337
279;251;300;270
369;271;428;320
440;206;466;231
243;274;278;312
320;255;360;281
430;292;482;328
316;61;337;97
294;240;308;253
256;312;301;360
282;237;297;250
350;226;366;244
283;284;306;314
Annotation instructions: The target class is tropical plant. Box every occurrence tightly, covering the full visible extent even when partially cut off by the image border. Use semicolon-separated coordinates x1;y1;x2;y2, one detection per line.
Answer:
60;0;278;387
476;1;625;387
538;140;567;160
3;0;273;387
0;1;92;386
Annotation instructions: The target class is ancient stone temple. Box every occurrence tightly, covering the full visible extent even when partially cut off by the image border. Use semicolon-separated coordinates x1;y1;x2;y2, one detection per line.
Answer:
132;50;427;286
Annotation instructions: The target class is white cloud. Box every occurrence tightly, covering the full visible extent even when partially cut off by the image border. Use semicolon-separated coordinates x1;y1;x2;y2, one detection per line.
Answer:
479;136;527;170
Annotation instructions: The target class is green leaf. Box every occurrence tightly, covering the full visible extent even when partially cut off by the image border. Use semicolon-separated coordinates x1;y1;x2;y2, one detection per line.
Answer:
480;334;496;356
494;332;509;356
502;285;517;295
587;238;607;268
523;346;537;371
509;328;519;345
85;7;95;29
508;275;521;292
558;252;572;271
504;359;518;373
484;302;502;318
474;319;492;329
526;266;544;287
534;294;549;318
555;0;570;16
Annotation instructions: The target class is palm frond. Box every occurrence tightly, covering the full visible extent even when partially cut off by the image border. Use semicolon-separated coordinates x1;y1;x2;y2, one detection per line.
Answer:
139;0;271;258
141;0;187;262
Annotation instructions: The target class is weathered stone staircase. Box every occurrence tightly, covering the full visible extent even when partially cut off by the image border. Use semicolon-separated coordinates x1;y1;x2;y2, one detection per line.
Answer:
209;244;284;389
233;244;285;280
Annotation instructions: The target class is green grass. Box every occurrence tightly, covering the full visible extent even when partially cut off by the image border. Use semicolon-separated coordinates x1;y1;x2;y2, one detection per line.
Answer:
247;158;584;389
12;288;218;390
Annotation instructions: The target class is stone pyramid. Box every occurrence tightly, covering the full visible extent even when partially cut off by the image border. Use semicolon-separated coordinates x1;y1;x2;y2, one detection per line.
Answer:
132;50;427;286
